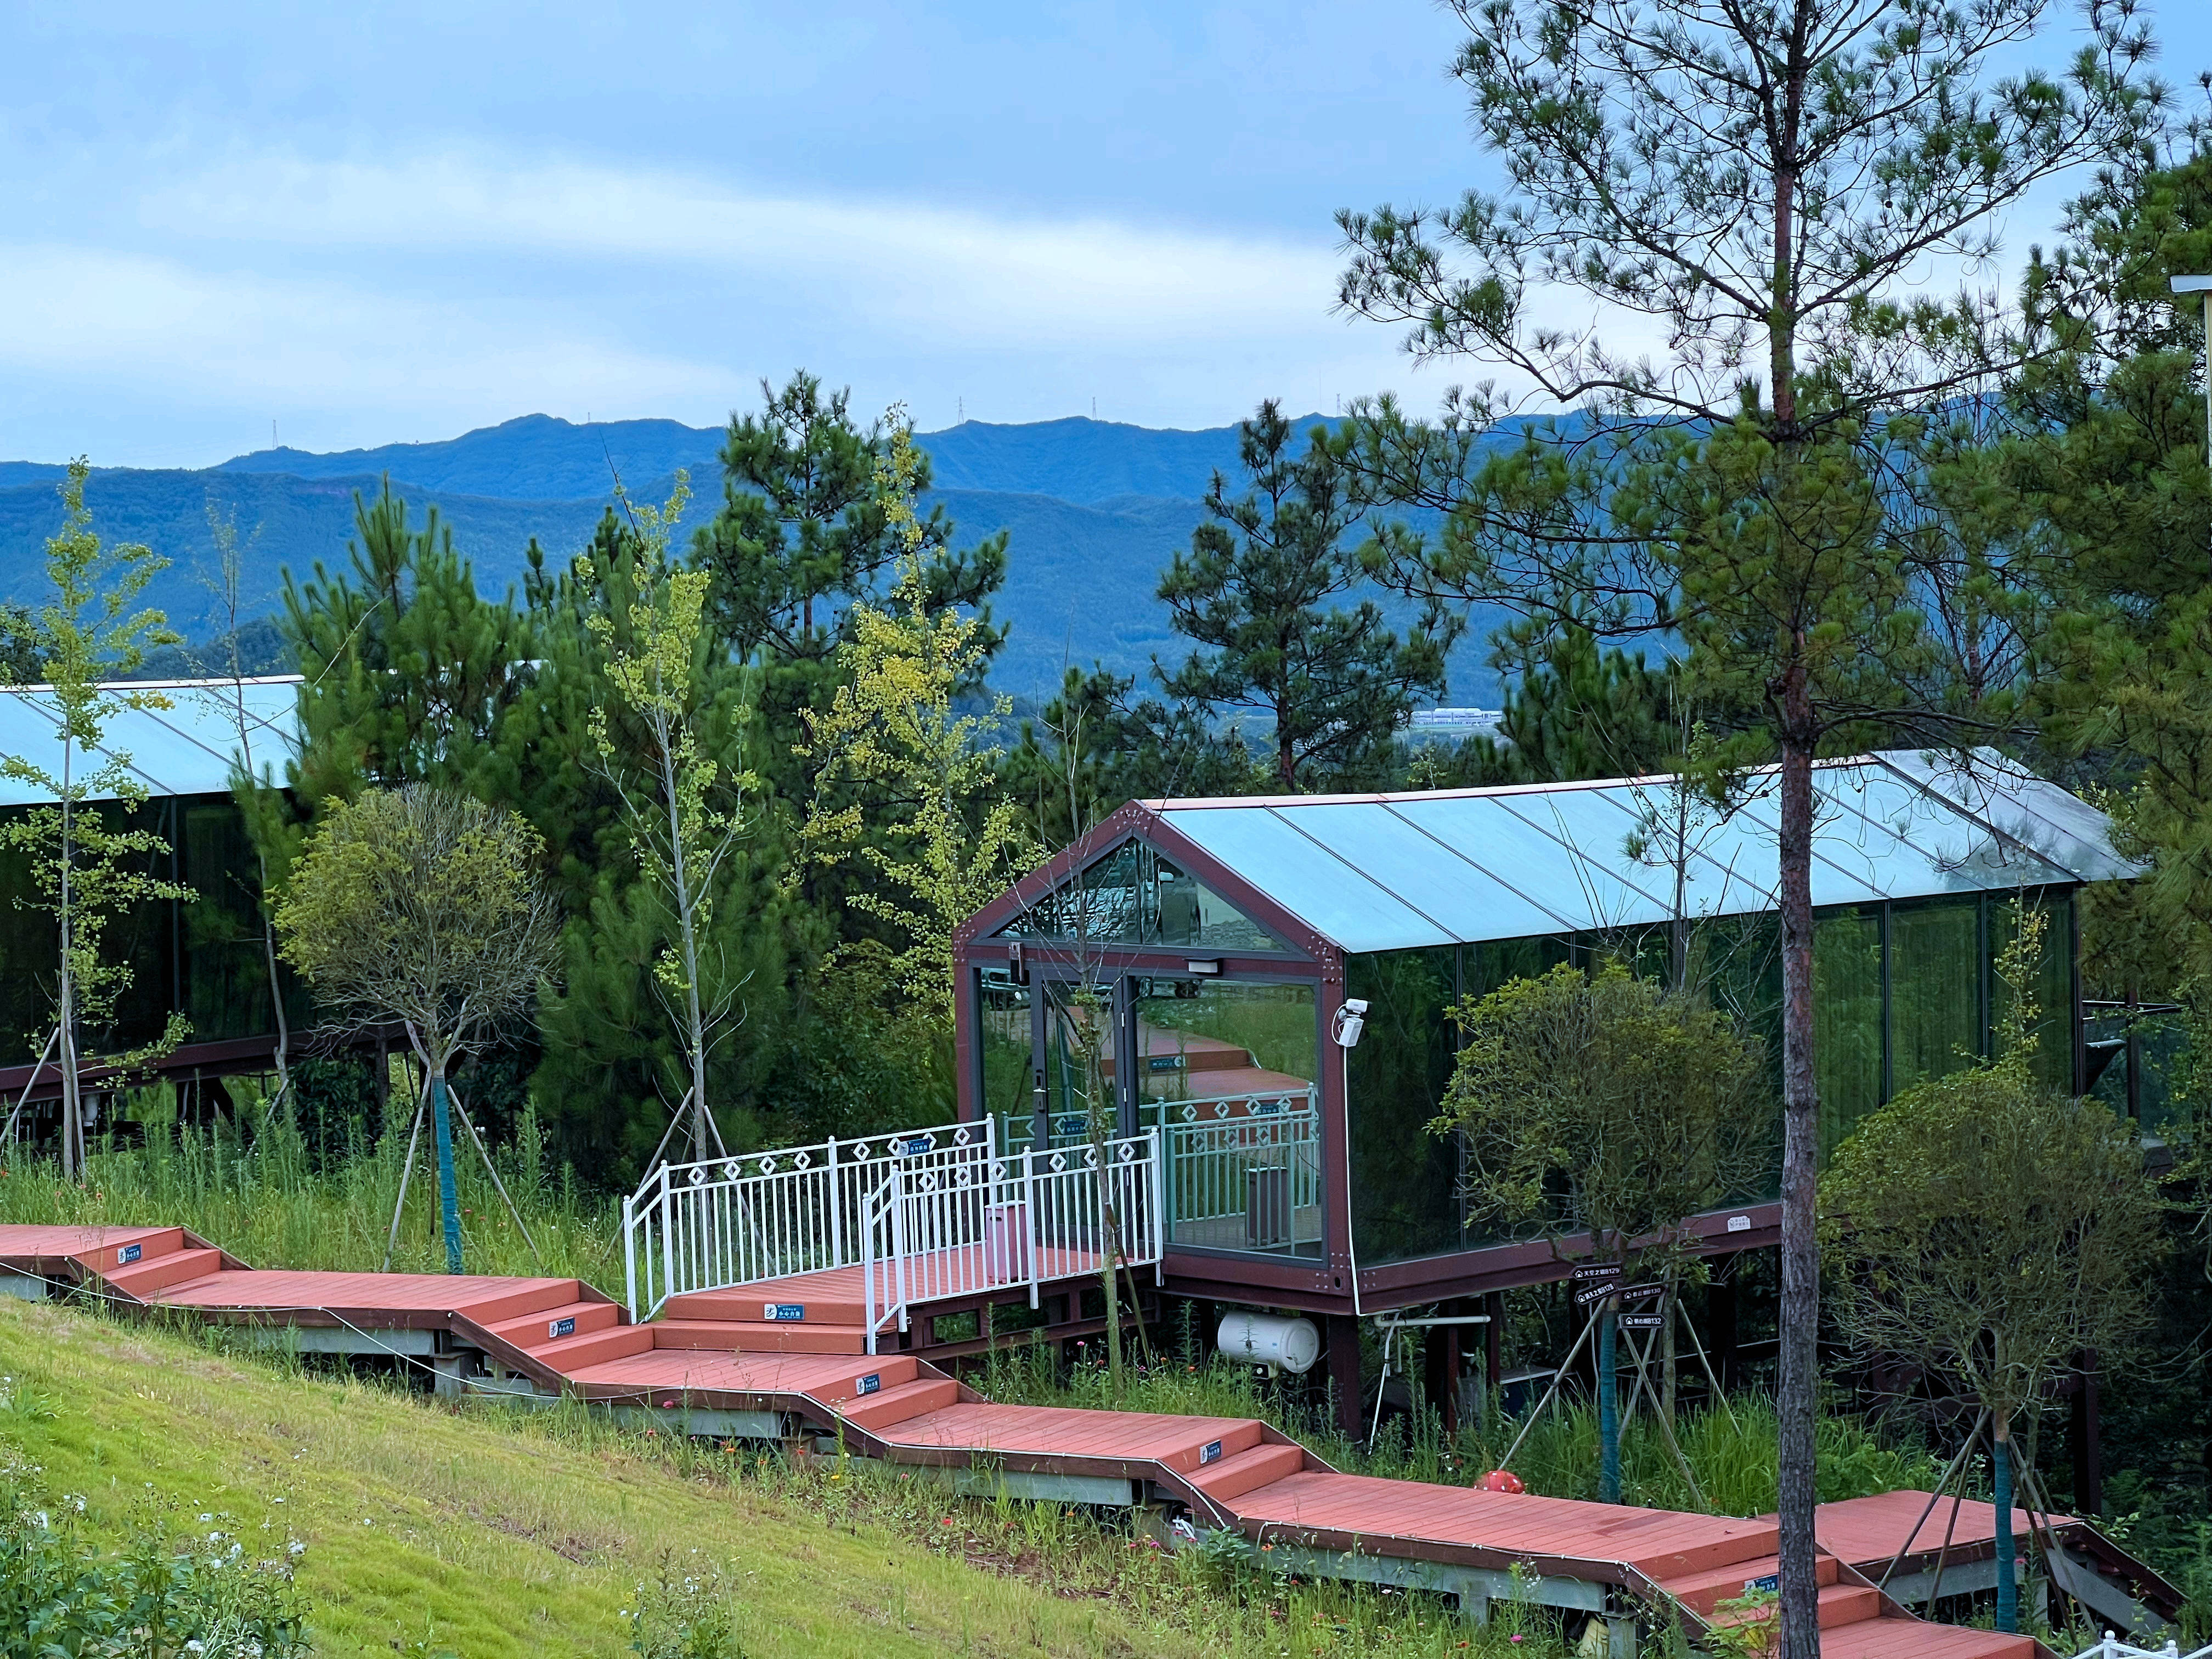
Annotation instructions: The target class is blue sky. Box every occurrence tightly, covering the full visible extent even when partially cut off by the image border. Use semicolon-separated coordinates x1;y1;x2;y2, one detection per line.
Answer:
5;2;2209;469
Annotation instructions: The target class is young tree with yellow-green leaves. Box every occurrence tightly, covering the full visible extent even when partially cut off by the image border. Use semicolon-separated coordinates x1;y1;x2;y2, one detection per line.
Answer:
793;416;1036;1031
577;471;761;1166
0;460;189;1178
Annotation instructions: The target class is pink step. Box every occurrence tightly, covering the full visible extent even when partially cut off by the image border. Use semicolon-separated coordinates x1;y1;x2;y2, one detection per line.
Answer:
1662;1552;1835;1616
836;1377;960;1431
649;1320;867;1355
1159;1420;1265;1476
1188;1441;1304;1503
663;1289;869;1325
486;1300;623;1349
808;1356;923;1404
529;1325;656;1370
76;1228;188;1277
105;1247;225;1299
1710;1582;1881;1633
447;1280;591;1326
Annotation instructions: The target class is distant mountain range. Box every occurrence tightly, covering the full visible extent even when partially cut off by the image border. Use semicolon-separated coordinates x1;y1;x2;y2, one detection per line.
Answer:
0;413;1497;702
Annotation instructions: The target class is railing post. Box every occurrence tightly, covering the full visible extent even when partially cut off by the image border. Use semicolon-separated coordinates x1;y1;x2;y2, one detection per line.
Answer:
826;1135;842;1269
660;1164;678;1309
1148;1126;1164;1272
623;1194;637;1321
891;1160;911;1333
863;1176;878;1356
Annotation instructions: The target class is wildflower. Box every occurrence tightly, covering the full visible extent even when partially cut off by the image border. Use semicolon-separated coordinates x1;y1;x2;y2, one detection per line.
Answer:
287;1541;305;1557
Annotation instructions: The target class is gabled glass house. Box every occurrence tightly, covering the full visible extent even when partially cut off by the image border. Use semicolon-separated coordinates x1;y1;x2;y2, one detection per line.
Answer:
0;679;303;1107
952;749;2136;1321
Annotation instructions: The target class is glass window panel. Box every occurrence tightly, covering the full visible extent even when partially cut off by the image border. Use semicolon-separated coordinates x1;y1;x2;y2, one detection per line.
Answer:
1889;901;1982;1091
1139;978;1320;1257
973;970;1033;1147
1989;890;2074;1092
1815;909;1883;1154
1290;802;1570;942
1346;947;1462;1265
995;841;1289;953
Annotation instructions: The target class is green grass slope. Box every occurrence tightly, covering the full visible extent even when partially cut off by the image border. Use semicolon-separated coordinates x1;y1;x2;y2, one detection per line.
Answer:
0;1300;1183;1659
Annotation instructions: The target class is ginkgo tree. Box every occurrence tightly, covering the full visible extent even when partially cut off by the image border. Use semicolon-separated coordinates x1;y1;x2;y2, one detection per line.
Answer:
579;471;760;1167
794;417;1036;1030
0;460;189;1177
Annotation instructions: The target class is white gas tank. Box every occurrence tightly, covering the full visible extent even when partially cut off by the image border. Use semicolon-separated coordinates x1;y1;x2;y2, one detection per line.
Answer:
1216;1310;1322;1375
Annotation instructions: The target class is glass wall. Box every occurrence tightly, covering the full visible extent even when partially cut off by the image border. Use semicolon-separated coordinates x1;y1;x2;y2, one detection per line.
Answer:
1814;910;1883;1153
1345;948;1460;1265
973;969;1032;1134
1889;901;1982;1092
1138;978;1321;1257
1339;887;2080;1271
1989;893;2074;1090
993;840;1288;953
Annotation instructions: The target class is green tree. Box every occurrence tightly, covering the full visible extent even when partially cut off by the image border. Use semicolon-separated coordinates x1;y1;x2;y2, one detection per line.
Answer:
0;460;189;1177
574;473;762;1165
275;786;560;1273
1438;962;1773;1503
265;481;533;850
793;420;1037;1030
1153;402;1453;793
693;373;1007;800
1822;909;2164;1633
1336;7;2153;1643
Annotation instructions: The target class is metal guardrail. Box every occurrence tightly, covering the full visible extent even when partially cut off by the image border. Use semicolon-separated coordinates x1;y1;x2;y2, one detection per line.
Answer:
623;1119;979;1318
623;1118;1165;1346
2066;1639;2208;1659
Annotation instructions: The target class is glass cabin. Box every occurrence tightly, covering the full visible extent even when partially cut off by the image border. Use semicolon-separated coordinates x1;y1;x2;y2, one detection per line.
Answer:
953;749;2137;1314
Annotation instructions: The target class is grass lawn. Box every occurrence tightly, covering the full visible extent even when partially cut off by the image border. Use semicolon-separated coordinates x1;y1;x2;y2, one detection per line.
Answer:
0;1297;1196;1659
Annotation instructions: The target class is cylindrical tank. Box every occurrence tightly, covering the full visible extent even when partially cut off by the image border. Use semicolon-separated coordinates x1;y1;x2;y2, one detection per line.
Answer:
1216;1310;1322;1375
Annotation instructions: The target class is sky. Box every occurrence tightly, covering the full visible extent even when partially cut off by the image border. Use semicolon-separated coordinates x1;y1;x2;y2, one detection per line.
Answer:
5;1;2211;470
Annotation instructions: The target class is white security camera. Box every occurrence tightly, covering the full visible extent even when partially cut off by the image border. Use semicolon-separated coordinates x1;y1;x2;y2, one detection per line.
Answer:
1332;999;1369;1048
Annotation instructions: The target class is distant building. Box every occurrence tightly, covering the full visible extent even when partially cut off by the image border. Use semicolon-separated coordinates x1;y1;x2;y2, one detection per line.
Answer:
1405;707;1505;743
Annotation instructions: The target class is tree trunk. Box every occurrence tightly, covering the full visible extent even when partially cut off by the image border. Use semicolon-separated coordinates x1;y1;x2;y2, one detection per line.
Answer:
430;1062;464;1275
1662;1271;1678;1429
1993;1412;2018;1633
1774;710;1821;1659
661;715;714;1161
57;738;80;1181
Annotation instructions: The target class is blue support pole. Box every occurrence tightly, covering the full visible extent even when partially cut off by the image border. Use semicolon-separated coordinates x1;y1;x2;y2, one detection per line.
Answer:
1598;1304;1621;1504
1993;1420;2017;1632
431;1070;464;1276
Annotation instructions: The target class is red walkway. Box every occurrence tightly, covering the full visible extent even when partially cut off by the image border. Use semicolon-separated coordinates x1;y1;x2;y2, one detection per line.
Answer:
0;1222;2073;1656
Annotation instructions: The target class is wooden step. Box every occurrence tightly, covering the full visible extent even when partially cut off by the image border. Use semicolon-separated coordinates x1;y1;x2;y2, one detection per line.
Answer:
1711;1582;1881;1632
529;1325;657;1370
1188;1441;1304;1503
663;1289;870;1325
76;1228;188;1277
1816;1620;2039;1658
648;1320;867;1356
808;1356;924;1406
1160;1420;1266;1477
1635;1523;1785;1583
448;1279;592;1327
487;1300;623;1350
1660;1552;1835;1616
836;1376;960;1431
105;1248;225;1299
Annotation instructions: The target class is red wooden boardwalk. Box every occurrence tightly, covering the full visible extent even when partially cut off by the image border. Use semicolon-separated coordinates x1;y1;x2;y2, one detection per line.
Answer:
0;1223;2056;1656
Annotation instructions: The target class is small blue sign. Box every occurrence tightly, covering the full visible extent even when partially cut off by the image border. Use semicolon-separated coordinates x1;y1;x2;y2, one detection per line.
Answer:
1199;1440;1223;1465
549;1316;577;1340
1743;1574;1779;1595
856;1373;881;1396
117;1243;142;1266
898;1136;934;1157
765;1303;806;1322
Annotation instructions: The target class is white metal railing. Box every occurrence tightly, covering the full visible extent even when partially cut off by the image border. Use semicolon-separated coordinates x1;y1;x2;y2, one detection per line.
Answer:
622;1119;982;1318
2066;1638;2208;1659
623;1119;1165;1352
860;1129;1164;1351
1157;1090;1321;1252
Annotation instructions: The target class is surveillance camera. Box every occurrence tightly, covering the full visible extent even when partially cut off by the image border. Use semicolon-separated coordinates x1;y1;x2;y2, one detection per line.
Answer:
1332;999;1369;1048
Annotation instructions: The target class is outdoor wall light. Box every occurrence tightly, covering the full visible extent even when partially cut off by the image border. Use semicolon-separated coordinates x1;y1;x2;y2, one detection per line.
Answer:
1333;999;1369;1048
1186;959;1222;975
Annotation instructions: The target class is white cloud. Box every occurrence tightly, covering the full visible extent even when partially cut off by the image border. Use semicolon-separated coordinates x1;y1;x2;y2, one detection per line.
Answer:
143;149;1352;348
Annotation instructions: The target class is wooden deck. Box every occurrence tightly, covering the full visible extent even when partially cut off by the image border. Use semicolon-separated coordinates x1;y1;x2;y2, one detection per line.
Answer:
0;1222;2066;1656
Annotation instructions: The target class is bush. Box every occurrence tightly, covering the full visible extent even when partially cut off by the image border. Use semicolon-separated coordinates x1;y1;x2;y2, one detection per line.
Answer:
0;1455;308;1659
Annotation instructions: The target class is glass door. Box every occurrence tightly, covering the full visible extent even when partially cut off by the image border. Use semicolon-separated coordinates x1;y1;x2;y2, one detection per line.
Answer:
1037;976;1126;1149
